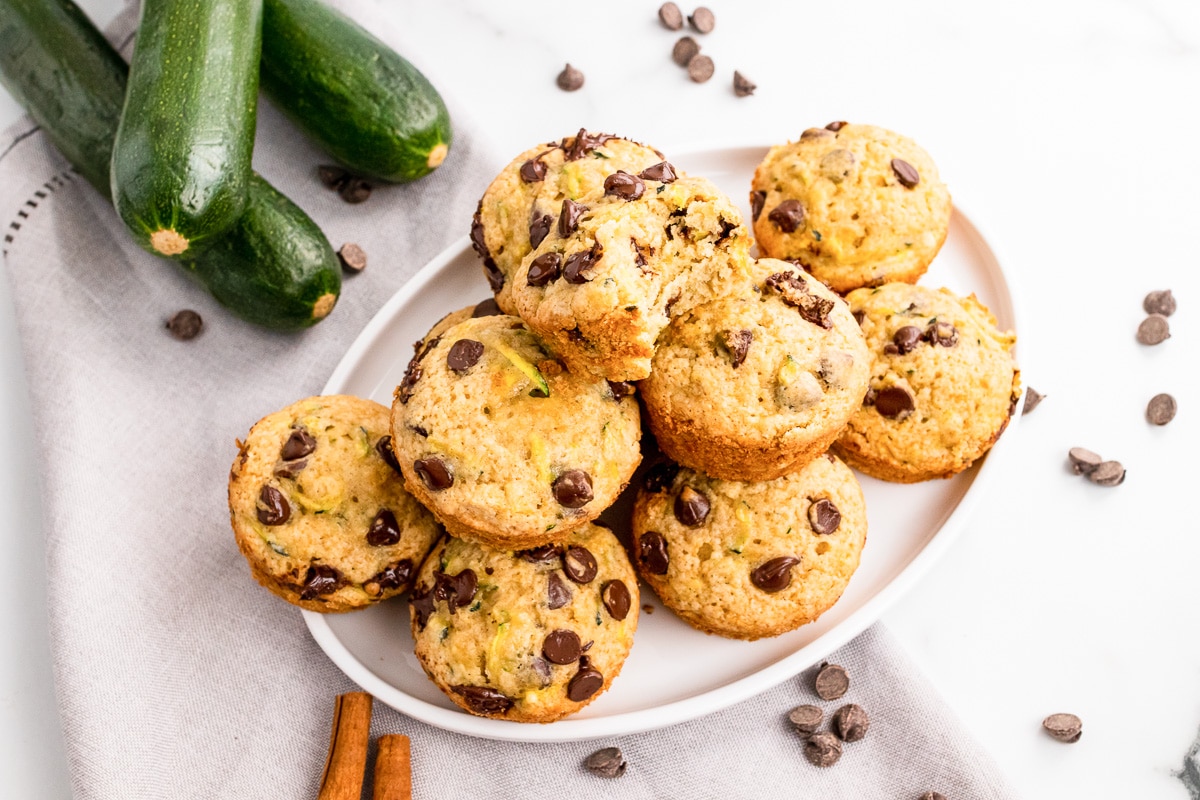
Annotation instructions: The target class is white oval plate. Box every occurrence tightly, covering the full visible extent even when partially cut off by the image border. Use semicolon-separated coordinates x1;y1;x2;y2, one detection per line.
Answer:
305;145;1022;743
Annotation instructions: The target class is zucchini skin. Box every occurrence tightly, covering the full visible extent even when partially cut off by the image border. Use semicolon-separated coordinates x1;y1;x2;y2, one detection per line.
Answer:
0;0;340;329
261;0;452;183
110;0;263;258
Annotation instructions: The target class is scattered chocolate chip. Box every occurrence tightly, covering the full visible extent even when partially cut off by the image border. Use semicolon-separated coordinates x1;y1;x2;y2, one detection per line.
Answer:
584;746;627;779
674;486;711;526
410;585;435;629
366;559;412;595
563;243;603;284
608;381;636;399
688;6;715;33
558;198;587;238
732;71;756;97
526;252;563;286
788;704;824;735
890;326;923;355
563;546;599;584
1143;289;1176;317
722;329;753;367
471;298;501;318
414;455;454;490
814;662;850;700
873;386;915;420
687;54;715;83
764;271;834;328
446;339;485;373
658;1;683;29
643;462;680;493
300;564;341;599
339;177;372;204
531;656;551;684
547;572;572;609
317;164;348;189
529;212;553;249
519;544;561;564
803;732;843;767
1022;387;1045;415
750;556;800;593
808;499;841;535
483;260;504;292
832;704;869;742
638;531;670;575
801;128;834;140
826;121;848;132
273;458;307;479
853;309;865;326
1137;314;1171;345
919;793;947;800
891;158;920;188
553;470;594;508
376;436;403;475
1087;460;1125;487
750;190;766;222
1043;712;1083;743
519;158;547;183
926;320;959;347
453;685;512;715
672;36;701;66
568;658;604;702
601;580;631;620
366;509;401;546
433;568;477;613
280;428;316;461
543;629;583;665
556;63;584;92
638;162;677;183
1068;447;1103;475
256;485;290;525
470;201;490;260
337;243;367;273
604;171;645;201
563;129;615;162
768;200;806;233
1147;393;1176;425
166;309;202;340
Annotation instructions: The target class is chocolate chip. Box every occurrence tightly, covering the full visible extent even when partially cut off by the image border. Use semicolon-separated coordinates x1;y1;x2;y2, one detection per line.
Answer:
788;704;824;735
1043;712;1083;743
1143;289;1176;317
1137;314;1171;345
826;121;848;132
687;54;714;83
563;243;602;284
733;71;756;97
919;793;947;800
768;200;806;233
584;746;627;779
1022;387;1045;415
529;212;553;249
520;544;562;564
531;656;551;684
543;629;583;664
853;309;865;326
672;35;700;66
273;459;307;479
447;339;485;373
608;381;636;399
526;252;563;286
562;129;616;161
472;298;501;318
658;1;683;29
339;177;372;204
808;499;841;535
397;356;422;405
764;271;834;328
638;531;670;575
414;455;454;490
367;559;412;594
547;572;572;609
890;326;923;355
410;584;435;629
688;6;715;33
891;158;920;188
366;509;401;546
434;568;477;613
601;580;631;620
750;190;766;221
337;243;367;273
716;328;753;368
750;556;800;593
256;485;290;525
1068;447;1103;475
280;428;316;461
926;320;959;347
556;63;584;92
553;470;594;508
470;201;490;261
801;128;834;140
873;386;915;420
643;462;679;493
638;161;677;183
376;436;403;475
166;309;202;340
814;662;850;700
483;259;504;292
563;546;599;584
558;198;587;238
1147;393;1176;425
803;732;842;767
603;171;645;201
317;164;348;189
300;564;341;599
1087;460;1126;487
452;685;513;715
519;158;547;183
568;659;604;702
674;486;711;526
832;704;869;742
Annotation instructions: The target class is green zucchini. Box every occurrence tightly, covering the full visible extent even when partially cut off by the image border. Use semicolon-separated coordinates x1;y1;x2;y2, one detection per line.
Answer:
110;0;262;258
261;0;452;183
0;0;340;329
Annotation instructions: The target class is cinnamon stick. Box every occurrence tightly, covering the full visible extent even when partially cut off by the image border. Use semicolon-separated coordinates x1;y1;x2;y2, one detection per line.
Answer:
372;734;413;800
317;692;373;800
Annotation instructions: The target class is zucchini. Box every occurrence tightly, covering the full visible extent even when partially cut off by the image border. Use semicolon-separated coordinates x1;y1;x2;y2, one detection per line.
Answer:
260;0;452;183
0;0;340;329
110;0;262;258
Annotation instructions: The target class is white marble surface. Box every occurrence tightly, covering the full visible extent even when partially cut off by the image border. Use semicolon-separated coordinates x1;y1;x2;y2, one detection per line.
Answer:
2;0;1199;797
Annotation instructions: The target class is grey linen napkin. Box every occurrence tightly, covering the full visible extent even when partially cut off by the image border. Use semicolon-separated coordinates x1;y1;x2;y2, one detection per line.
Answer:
0;2;1021;797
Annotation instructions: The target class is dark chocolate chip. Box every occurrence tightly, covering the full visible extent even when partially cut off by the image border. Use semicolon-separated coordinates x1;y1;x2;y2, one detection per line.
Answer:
608;381;636;399
803;732;842;767
547;572;572;609
434;568;477;613
788;704;824;735
563;129;616;162
563;546;599;584
873;386;915;420
832;704;869;742
603;170;645;201
558;198;587;237
688;6;715;33
808;499;841;535
300;564;341;599
674;486;711;526
470;201;490;260
556;63;584;92
1137;314;1170;345
643;462;680;493
553;470;594;508
750;190;766;221
687;54;714;83
483;259;504;293
1143;289;1176;317
1068;447;1103;475
367;559;412;594
638;162;677;183
750;556;800;593
1022;387;1045;415
376;436;403;475
273;458;308;479
601;580;631;620
658;1;683;29
638;531;670;575
520;158;547;183
563;243;603;284
764;271;833;328
447;339;485;373
531;656;551;684
339;177;372;204
410;585;435;629
366;509;401;546
1087;460;1125;486
584;746;627;779
891;158;920;188
1147;393;1176;425
814;662;850;700
337;243;367;273
853;309;865;325
453;685;513;715
891;326;923;355
926;320;959;347
542;629;583;664
256;485;290;526
414;455;454;490
801;128;834;140
529;212;554;249
768;199;806;233
722;329;753;368
166;309;202;340
520;544;561;564
672;35;700;67
826;121;848;132
472;298;502;318
281;428;317;461
527;252;563;286
567;659;604;702
1043;713;1083;743
318;164;349;189
733;71;756;97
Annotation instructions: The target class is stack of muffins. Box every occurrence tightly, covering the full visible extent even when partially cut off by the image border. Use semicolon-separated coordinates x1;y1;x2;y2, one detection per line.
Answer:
227;125;1020;723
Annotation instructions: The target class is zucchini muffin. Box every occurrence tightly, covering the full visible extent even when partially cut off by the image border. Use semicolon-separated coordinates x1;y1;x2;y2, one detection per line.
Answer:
228;395;442;613
631;456;866;640
832;283;1020;482
409;523;639;722
641;258;870;481
471;130;667;314
390;314;642;550
751;122;951;293
511;174;754;381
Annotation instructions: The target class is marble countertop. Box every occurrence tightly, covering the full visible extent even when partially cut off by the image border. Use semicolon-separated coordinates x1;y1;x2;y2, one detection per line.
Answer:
2;0;1199;797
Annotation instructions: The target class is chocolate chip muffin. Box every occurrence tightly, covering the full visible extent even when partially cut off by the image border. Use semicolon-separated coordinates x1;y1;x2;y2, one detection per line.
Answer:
390;314;642;550
641;258;870;481
751;123;952;293
832;283;1020;482
631;456;867;640
471;130;668;314
228;395;442;613
511;173;754;381
409;523;639;722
